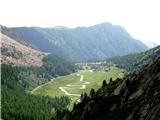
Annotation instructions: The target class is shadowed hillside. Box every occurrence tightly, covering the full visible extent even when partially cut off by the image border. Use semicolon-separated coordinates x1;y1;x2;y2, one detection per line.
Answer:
108;45;160;72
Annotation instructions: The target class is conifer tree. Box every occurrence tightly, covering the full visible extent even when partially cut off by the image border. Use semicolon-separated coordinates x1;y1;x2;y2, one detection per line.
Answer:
110;78;113;83
102;80;107;87
90;88;95;98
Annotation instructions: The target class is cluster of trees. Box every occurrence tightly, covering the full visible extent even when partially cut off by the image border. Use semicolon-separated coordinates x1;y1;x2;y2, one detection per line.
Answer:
40;54;76;78
1;85;70;120
77;78;116;104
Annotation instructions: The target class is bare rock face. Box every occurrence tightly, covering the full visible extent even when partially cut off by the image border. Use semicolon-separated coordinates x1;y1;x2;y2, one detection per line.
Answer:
0;32;48;67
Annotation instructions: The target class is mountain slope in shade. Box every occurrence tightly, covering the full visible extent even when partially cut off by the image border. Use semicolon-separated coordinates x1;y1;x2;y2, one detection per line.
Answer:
108;45;160;72
64;55;160;120
0;27;48;67
11;22;148;61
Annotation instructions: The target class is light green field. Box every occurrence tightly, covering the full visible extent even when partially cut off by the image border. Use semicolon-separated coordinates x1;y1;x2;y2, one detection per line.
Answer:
32;67;123;99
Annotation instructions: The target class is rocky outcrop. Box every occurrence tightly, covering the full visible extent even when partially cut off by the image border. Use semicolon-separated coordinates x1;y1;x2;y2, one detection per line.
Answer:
0;32;47;67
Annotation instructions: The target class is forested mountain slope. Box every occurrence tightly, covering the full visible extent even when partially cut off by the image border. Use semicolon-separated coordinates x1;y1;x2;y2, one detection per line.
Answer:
11;22;148;61
64;55;160;120
108;45;160;72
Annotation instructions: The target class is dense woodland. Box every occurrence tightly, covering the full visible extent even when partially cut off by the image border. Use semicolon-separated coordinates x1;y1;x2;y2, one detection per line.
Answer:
1;85;70;120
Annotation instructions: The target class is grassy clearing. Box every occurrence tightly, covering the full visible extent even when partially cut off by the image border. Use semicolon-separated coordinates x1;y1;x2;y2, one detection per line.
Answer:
32;73;80;97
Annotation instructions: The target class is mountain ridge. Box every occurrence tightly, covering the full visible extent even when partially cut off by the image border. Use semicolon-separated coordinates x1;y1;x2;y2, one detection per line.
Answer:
11;22;148;61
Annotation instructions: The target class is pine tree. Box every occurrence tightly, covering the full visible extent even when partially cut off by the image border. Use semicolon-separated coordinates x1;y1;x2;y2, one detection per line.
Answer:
83;93;88;101
80;93;84;101
90;88;95;98
110;78;113;83
125;78;130;86
102;80;107;87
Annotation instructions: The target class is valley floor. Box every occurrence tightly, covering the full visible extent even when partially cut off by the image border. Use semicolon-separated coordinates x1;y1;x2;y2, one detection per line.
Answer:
32;67;123;103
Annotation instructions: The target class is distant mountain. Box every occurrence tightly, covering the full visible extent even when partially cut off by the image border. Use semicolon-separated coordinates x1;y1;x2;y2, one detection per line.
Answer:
11;22;148;61
64;55;160;120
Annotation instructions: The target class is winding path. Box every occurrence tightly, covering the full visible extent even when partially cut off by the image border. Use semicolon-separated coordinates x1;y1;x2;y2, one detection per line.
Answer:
31;79;54;94
32;70;92;99
58;74;90;97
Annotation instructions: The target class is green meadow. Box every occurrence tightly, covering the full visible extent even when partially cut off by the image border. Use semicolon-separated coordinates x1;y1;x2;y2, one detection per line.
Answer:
32;67;123;98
